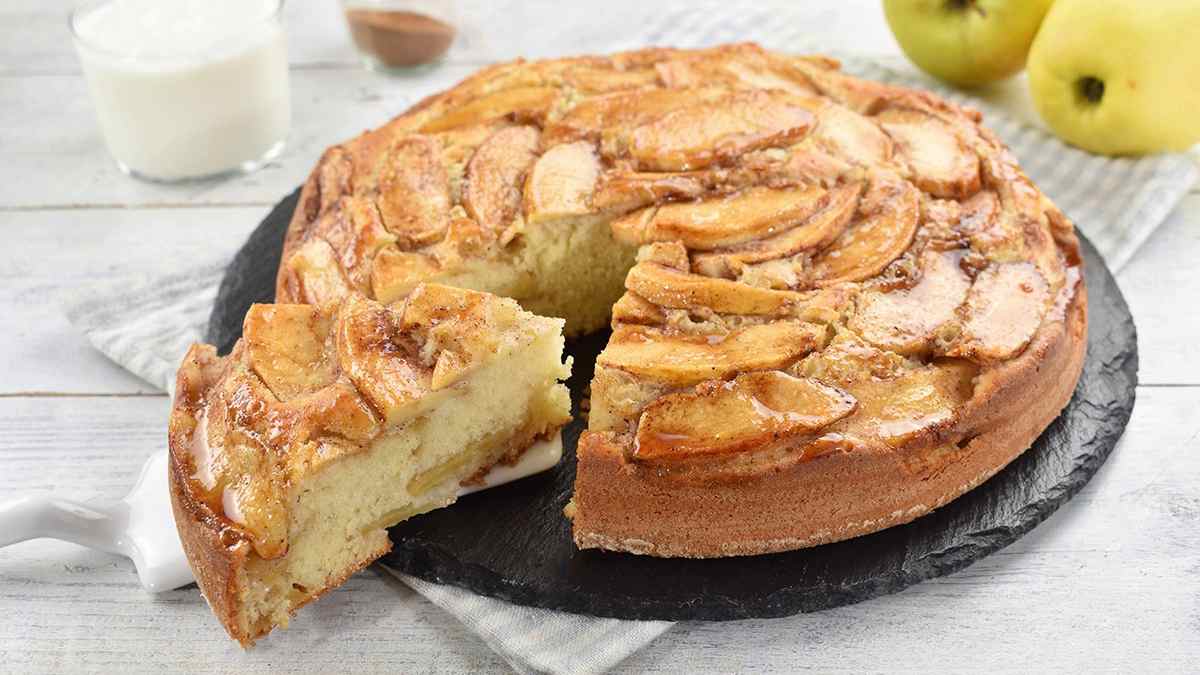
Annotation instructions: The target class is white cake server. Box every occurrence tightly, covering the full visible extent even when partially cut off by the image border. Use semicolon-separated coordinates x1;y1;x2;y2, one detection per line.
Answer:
0;435;563;592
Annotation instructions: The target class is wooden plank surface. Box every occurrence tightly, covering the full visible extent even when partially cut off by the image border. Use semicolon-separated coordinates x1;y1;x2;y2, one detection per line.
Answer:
2;1;1198;672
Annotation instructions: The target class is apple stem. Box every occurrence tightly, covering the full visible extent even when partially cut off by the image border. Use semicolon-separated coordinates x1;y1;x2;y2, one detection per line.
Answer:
944;0;986;18
1076;77;1105;105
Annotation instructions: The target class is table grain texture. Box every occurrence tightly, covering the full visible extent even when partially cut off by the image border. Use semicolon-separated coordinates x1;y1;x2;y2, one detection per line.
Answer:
1;1;1197;673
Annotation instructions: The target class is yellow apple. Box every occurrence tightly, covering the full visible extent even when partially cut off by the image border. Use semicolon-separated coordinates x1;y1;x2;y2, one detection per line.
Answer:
883;0;1054;87
1027;0;1200;155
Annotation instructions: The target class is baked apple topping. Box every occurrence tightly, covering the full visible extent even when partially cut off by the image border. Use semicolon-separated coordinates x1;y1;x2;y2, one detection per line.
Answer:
597;321;826;386
632;371;857;464
611;184;828;249
947;261;1051;362
810;175;920;284
462;125;540;234
523;140;601;223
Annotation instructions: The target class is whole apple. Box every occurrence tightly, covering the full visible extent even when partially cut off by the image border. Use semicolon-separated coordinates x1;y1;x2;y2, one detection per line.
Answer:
1027;0;1200;155
883;0;1054;87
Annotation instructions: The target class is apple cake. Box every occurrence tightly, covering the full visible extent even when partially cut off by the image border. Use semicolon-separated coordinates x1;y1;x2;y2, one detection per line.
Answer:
168;284;571;645
274;42;1086;558
174;42;1087;642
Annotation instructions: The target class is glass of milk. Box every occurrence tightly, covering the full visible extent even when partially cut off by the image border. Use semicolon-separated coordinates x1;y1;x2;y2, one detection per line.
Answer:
70;0;291;182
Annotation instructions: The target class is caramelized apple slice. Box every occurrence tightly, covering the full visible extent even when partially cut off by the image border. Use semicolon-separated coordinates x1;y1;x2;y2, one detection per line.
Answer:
810;176;919;285
544;87;726;146
289;382;380;445
243;304;335;401
279;238;354;309
562;64;660;93
610;291;666;326
611;184;827;250
397;284;525;390
947;262;1050;362
632;371;856;463
876;108;980;199
419;86;559;133
843;360;978;448
850;250;971;356
309;197;398;292
597;321;824;385
335;295;427;426
523;141;601;223
812;103;893;167
692;182;860;276
463;126;540;234
370;247;441;304
625;261;807;316
302;147;354;223
628;90;816;171
377;135;451;248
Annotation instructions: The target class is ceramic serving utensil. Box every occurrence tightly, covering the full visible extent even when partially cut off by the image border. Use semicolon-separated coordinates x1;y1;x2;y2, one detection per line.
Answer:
0;437;563;592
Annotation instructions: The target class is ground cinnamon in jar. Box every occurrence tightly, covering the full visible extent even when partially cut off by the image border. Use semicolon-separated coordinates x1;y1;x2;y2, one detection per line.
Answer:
345;9;456;69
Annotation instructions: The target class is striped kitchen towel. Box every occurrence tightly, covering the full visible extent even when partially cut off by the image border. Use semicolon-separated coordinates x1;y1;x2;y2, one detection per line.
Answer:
64;53;1194;674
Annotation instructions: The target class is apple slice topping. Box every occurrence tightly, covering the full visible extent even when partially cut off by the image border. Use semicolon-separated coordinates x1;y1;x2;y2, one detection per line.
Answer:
244;304;335;401
876;108;981;199
279;238;354;309
849;249;971;356
463;126;541;234
947;262;1050;362
377;135;451;248
544;87;727;147
842;360;978;448
692;182;861;277
627;90;817;171
419;86;559;133
610;291;666;326
335;295;428;427
592;169;727;214
303;147;354;223
812;103;894;167
610;184;828;250
398;284;521;390
632;371;857;464
302;196;397;293
810;176;920;284
597;321;825;386
561;64;660;94
522;141;601;223
625;261;808;316
369;247;442;304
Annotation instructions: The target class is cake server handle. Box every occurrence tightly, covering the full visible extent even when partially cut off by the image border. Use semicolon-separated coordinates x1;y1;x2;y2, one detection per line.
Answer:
0;434;565;594
0;449;195;593
0;494;128;555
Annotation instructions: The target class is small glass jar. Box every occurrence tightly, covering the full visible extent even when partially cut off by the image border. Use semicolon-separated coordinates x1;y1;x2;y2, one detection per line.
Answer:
69;0;291;183
340;0;458;74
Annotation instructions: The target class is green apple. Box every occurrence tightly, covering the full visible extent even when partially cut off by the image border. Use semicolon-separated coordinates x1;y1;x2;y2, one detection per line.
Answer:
1027;0;1200;155
883;0;1055;87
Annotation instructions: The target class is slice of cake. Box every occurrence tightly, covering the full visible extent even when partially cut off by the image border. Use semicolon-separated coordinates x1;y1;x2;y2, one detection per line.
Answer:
167;283;571;645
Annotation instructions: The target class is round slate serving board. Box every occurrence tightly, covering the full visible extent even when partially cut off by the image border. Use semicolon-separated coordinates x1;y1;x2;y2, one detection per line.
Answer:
208;187;1137;622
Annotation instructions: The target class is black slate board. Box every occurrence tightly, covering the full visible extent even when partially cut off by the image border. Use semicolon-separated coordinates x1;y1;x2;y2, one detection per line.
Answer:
209;187;1137;621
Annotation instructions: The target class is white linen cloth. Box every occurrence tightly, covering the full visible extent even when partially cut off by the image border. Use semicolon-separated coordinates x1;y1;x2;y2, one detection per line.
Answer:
63;48;1196;673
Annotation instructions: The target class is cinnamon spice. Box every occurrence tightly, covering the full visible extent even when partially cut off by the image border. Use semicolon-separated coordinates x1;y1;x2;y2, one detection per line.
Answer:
345;9;456;68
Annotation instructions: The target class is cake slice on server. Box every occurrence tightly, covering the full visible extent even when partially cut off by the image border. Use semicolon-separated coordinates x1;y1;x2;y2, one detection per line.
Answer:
167;284;571;645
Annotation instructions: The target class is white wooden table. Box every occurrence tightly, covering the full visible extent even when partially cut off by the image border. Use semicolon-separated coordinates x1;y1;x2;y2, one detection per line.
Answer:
2;2;1198;672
